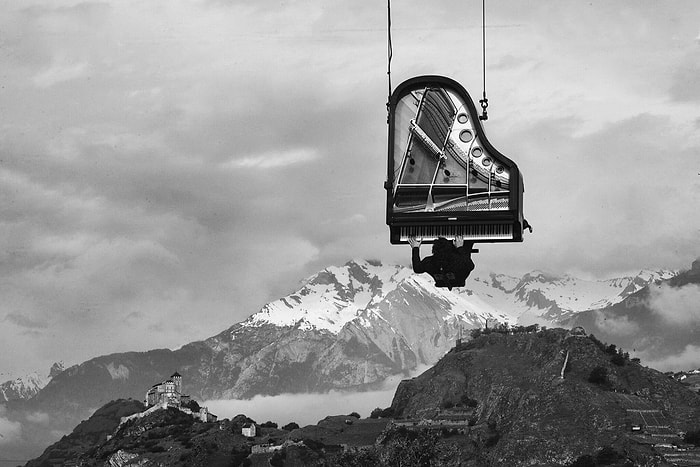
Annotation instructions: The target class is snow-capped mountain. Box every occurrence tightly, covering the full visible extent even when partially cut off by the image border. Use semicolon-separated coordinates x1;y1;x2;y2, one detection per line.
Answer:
0;362;64;402
246;260;675;334
245;260;510;335
462;268;676;324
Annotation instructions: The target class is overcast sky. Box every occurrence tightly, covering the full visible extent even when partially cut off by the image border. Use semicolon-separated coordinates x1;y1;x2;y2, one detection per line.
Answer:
1;0;699;379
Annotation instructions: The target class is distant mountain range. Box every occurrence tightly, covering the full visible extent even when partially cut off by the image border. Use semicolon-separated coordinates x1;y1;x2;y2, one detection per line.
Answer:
2;259;694;463
0;362;63;403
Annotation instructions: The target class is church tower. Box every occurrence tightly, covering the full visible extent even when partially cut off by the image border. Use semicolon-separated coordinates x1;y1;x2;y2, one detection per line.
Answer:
171;371;182;394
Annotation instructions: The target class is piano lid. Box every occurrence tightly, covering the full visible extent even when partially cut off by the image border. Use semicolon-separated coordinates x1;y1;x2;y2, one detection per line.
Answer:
385;76;525;244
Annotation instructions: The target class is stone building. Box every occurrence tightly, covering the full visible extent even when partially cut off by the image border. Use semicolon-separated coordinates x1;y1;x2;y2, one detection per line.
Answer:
145;371;186;407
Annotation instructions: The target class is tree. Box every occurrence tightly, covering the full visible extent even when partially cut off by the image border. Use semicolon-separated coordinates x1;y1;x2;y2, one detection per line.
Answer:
181;399;200;413
260;421;278;428
282;422;300;431
370;407;382;419
596;446;623;464
611;353;626;366
570;454;596;467
685;429;700;446
460;394;478;408
347;412;360;418
589;366;608;385
269;450;286;467
380;428;440;466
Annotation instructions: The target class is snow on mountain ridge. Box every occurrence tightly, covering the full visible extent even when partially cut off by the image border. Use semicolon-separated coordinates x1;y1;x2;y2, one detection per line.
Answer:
244;260;411;333
461;268;678;324
242;261;678;334
0;362;64;402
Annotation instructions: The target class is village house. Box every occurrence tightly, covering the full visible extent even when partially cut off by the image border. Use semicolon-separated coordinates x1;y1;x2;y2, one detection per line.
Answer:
242;423;256;437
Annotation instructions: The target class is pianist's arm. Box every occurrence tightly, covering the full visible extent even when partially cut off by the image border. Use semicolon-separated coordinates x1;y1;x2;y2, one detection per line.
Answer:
409;237;427;273
412;246;427;273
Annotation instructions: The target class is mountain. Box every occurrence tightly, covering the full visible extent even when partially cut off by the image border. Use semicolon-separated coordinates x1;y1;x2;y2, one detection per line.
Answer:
389;327;700;466
0;362;64;403
1;260;682;462
563;258;700;367
462;268;676;324
25;328;700;467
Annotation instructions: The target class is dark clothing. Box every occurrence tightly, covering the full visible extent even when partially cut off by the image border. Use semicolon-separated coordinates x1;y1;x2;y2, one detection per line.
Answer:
412;246;474;290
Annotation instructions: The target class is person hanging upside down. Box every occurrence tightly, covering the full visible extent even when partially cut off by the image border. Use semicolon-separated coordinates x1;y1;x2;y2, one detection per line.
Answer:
408;236;475;290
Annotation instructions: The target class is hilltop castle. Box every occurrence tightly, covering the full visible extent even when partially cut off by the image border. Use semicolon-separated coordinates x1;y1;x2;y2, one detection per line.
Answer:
141;371;216;423
145;371;192;408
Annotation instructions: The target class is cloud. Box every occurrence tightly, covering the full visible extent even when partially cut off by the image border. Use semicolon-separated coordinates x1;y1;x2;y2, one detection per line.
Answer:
593;311;640;336
25;411;50;425
204;388;395;427
3;312;48;330
203;367;428;426
648;283;700;326
669;46;700;102
32;60;89;88
640;344;700;372
0;407;22;445
223;149;318;170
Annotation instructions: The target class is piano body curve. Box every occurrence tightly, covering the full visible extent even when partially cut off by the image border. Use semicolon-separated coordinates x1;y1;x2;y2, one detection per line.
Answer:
386;75;526;244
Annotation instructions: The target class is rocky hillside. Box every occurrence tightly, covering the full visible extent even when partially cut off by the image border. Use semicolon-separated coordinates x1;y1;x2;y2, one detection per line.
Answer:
24;399;145;467
390;328;700;466
25;401;390;467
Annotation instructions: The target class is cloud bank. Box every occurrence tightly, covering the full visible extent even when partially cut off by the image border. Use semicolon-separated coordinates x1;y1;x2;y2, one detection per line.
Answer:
648;283;700;326
204;388;395;427
641;345;700;373
0;406;22;446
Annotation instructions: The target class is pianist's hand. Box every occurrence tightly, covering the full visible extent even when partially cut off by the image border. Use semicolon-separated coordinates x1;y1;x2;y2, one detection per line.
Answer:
454;237;464;248
408;236;421;248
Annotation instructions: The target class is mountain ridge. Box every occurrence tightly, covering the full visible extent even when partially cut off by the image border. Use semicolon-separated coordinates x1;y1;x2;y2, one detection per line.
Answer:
0;259;685;463
0;362;64;403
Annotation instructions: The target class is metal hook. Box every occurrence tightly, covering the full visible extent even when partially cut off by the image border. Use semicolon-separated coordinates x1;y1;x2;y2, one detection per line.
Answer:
479;95;489;121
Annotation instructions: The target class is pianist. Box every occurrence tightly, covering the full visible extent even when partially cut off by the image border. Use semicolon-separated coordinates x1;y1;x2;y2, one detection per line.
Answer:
408;236;475;290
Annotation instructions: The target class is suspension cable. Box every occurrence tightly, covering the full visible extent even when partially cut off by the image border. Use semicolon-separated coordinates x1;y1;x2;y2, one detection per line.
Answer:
387;0;393;120
479;0;489;121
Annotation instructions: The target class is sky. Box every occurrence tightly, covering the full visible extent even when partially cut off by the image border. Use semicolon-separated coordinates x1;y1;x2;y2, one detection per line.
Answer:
1;0;699;380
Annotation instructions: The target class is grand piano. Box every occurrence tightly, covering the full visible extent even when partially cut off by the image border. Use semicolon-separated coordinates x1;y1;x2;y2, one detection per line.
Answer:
385;75;528;244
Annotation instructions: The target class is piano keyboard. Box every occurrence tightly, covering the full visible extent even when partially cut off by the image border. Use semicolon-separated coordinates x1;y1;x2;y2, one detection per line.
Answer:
398;223;514;241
